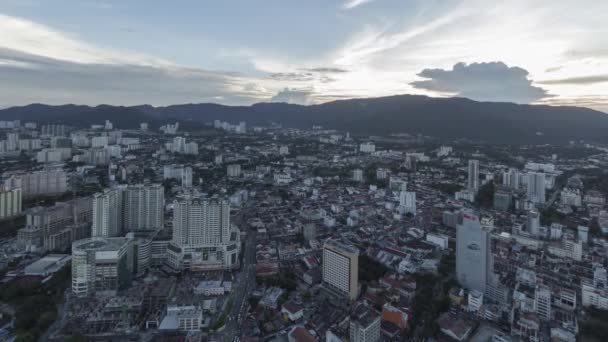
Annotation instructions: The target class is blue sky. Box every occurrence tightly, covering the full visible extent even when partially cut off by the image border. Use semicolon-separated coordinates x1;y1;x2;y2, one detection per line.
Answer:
0;0;607;111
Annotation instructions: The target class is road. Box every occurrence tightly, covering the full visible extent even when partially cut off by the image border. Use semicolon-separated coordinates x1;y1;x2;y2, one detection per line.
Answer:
222;214;257;341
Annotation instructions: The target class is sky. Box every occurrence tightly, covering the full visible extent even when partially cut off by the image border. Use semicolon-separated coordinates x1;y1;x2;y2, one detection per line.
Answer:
0;0;607;112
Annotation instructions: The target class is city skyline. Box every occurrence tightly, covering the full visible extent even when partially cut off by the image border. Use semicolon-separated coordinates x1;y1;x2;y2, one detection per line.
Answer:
0;0;606;111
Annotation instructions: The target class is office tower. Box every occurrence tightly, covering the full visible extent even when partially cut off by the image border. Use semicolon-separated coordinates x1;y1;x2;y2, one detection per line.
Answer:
527;172;546;204
527;210;540;236
227;164;241;177
125;184;164;231
0;187;22;219
456;212;490;293
92;187;125;237
467;159;480;192
71;237;134;297
535;285;552;321
399;191;416;215
322;239;359;301
167;196;239;271
350;305;381;342
140;123;148;131
353;169;364;182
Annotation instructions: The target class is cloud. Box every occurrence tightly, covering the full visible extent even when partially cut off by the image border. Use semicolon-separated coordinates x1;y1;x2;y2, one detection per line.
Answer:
269;72;315;82
539;75;608;85
270;88;315;105
343;0;374;10
0;48;272;106
410;62;552;103
0;14;275;106
300;67;349;73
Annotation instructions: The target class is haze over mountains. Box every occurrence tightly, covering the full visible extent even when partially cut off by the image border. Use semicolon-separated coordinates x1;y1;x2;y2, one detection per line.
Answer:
1;95;606;144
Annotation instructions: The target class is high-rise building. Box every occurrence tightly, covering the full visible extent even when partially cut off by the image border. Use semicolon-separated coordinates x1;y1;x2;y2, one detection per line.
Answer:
527;172;546;204
17;197;92;252
353;169;364;182
92;187;125;237
322;239;359;301
535;285;552;321
3;170;68;198
376;168;387;180
456;212;491;293
359;142;375;153
167;196;240;271
502;168;521;189
0;187;22;219
527;210;540;237
163;165;193;187
71;237;134;297
399;191;416;215
350;305;381;342
467;159;479;192
227;164;241;177
125;184;164;231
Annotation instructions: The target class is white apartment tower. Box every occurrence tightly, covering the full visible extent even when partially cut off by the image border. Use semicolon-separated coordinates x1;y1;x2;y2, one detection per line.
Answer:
92;188;125;238
467;159;480;192
227;164;241;177
0;187;22;219
168;196;240;271
125;184;164;231
527;172;546;204
399;191;416;215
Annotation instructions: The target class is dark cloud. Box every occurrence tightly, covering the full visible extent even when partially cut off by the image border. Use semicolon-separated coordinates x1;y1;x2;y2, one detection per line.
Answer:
539;75;608;85
545;66;563;73
0;47;265;106
269;67;348;82
270;88;314;105
269;72;315;81
410;62;551;103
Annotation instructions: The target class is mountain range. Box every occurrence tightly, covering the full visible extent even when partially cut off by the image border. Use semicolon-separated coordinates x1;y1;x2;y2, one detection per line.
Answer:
0;95;606;144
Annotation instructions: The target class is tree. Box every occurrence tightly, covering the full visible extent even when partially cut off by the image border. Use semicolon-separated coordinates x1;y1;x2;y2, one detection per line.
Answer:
475;181;495;208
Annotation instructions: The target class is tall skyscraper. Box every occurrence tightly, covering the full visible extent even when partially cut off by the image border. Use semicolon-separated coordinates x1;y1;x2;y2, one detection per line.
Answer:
125;184;164;231
322;239;359;301
92;187;125;237
527;172;546;204
168;196;239;271
467;159;480;192
456;212;491;293
93;184;165;237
